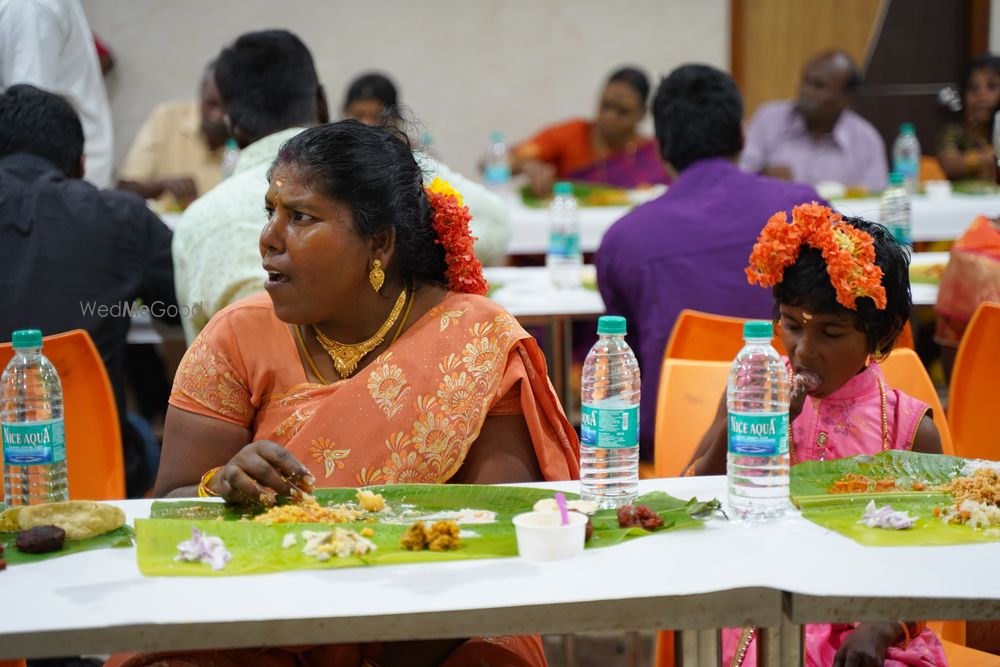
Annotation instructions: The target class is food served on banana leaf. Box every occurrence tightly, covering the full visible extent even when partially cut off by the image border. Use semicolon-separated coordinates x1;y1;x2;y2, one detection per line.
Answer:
175;527;231;570
827;473;927;494
0;501;126;540
301;528;377;560
16;525;67;553
400;520;461;551
617;504;664;530
858;501;916;530
253;489;387;525
933;469;1000;533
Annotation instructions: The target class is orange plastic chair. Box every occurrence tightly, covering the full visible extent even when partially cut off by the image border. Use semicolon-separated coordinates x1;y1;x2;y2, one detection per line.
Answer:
948;302;1000;460
920;154;946;183
0;660;26;667
664;310;914;364
664;309;784;361
0;329;124;501
653;359;730;478
878;348;954;455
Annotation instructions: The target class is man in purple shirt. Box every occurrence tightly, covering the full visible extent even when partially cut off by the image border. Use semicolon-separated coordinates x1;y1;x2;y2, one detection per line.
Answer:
596;64;820;461
740;50;888;193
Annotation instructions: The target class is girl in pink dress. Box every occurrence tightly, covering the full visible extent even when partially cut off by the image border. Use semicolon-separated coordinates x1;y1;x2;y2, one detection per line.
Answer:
689;203;947;666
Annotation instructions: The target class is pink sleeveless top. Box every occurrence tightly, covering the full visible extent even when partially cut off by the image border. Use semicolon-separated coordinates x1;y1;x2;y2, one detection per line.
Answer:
789;360;929;462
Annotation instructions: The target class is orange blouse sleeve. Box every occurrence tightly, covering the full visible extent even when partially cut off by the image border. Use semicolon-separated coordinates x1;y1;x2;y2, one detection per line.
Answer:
169;313;254;428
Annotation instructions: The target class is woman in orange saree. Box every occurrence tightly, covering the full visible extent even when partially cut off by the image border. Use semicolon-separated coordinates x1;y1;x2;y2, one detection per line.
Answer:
107;121;579;667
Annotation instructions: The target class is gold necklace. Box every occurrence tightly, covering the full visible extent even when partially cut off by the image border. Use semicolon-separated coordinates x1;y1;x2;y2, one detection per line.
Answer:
297;286;412;383
789;373;887;464
313;287;407;379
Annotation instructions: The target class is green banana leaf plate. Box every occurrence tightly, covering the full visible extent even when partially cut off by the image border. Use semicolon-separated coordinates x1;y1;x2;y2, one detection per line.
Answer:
0;525;134;566
791;451;999;547
137;484;719;576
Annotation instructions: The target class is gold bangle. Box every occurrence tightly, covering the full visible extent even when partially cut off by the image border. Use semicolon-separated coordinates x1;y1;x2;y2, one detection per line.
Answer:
198;466;223;497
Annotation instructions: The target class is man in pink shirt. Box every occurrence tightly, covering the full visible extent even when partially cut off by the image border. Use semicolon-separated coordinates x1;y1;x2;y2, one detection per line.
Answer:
740;50;888;193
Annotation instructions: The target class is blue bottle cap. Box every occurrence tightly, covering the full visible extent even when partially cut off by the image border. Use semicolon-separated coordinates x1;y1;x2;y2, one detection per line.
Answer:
490;131;504;144
900;122;915;134
888;172;905;186
11;329;42;349
597;316;627;335
743;321;772;339
553;182;573;196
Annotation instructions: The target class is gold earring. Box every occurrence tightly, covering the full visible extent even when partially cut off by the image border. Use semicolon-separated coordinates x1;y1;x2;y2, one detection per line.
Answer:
369;259;385;292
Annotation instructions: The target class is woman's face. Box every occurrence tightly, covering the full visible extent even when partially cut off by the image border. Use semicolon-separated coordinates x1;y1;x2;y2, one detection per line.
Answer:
595;81;645;144
965;67;1000;127
778;303;871;398
345;98;385;127
260;161;371;325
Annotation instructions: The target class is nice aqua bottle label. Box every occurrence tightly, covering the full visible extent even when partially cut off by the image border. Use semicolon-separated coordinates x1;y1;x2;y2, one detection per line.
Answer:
727;412;788;456
581;405;639;449
2;419;66;465
548;232;580;257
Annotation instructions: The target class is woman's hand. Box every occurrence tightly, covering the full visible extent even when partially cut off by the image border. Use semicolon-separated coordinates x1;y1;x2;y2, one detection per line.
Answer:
207;440;315;507
521;159;557;199
832;621;903;667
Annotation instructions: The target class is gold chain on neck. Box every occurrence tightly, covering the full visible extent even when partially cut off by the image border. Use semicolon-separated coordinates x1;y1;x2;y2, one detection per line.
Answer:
312;286;407;379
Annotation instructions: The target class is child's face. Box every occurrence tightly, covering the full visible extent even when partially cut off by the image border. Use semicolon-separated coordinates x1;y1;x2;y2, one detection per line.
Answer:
778;303;870;398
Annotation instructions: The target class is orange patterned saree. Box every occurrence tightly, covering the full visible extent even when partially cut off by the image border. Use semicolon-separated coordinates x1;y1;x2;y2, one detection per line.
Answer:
169;291;580;485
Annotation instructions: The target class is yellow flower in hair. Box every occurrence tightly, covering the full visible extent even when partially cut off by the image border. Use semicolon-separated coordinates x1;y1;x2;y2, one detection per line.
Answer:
427;177;464;207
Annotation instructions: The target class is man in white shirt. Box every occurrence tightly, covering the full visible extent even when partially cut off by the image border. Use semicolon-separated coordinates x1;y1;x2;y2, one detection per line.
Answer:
0;0;114;188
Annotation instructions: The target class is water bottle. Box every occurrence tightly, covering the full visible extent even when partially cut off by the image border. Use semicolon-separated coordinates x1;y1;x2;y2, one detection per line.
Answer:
727;321;789;522
483;131;511;191
879;172;912;248
892;122;921;194
221;138;240;178
2;330;67;505
580;316;640;509
547;182;583;288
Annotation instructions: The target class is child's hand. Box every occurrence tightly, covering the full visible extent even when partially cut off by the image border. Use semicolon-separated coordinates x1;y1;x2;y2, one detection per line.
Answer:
832;621;903;667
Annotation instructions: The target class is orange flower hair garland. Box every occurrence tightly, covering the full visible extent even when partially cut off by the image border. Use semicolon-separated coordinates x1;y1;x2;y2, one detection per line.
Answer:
425;178;488;296
745;202;887;310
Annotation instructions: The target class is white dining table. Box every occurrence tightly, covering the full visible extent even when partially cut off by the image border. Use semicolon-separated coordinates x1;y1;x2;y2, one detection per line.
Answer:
505;193;1000;256
3;475;999;665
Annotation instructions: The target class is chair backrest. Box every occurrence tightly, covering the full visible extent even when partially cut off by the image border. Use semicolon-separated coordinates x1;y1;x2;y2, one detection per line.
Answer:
664;309;912;362
0;329;124;500
654;358;730;477
664;309;785;361
948;302;1000;460
879;348;954;455
920;154;946;182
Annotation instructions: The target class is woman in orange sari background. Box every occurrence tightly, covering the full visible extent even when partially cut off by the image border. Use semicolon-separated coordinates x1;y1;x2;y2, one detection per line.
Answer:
109;121;579;667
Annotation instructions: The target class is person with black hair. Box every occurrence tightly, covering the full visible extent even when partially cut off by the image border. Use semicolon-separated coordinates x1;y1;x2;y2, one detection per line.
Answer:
511;66;670;197
595;64;819;461
343;71;399;126
340;70;513;266
110;120;577;667
688;205;945;666
936;53;1000;182
740;50;888;193
173;29;329;342
0;84;177;497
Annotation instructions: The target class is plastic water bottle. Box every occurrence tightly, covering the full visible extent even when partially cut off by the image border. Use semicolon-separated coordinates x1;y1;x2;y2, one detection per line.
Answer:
580;316;640;509
892;123;921;194
727;321;789;522
547;182;583;288
221;138;240;178
483;131;511;191
2;330;67;505
879;172;912;248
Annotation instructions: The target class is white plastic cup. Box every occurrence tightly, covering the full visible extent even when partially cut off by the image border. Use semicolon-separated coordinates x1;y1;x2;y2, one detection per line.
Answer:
512;510;587;561
924;180;952;200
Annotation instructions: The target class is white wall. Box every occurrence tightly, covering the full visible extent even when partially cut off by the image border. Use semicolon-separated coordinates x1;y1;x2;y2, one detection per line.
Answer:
83;0;728;178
